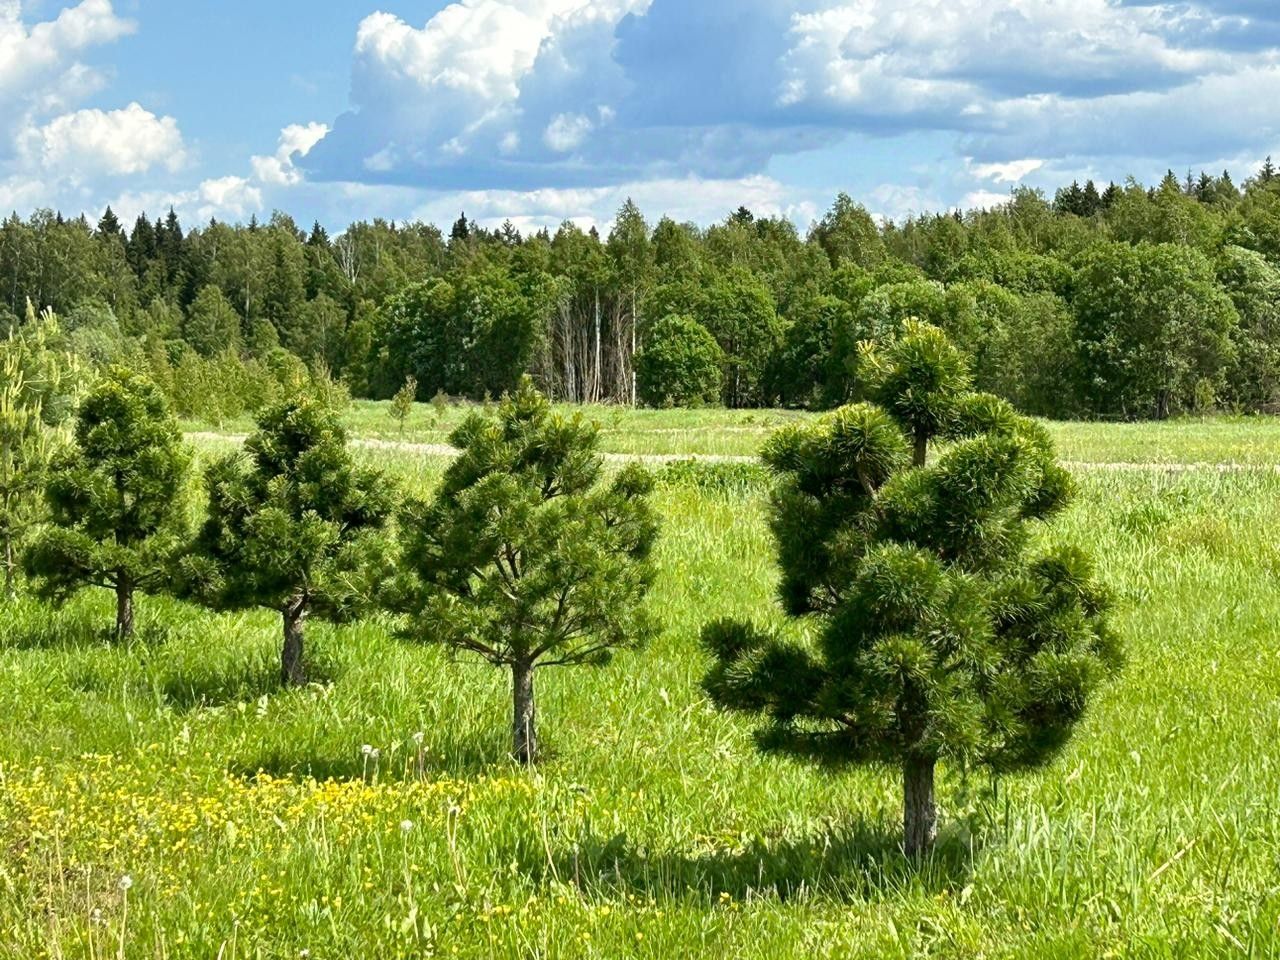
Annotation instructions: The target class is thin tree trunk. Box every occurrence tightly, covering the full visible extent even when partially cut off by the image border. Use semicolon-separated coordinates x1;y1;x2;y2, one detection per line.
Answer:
903;755;937;858
631;287;638;406
593;290;602;404
281;598;307;686
913;431;928;468
512;660;537;765
115;579;134;640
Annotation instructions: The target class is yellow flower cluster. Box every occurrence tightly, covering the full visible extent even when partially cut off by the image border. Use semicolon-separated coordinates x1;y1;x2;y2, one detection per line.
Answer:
1;751;538;888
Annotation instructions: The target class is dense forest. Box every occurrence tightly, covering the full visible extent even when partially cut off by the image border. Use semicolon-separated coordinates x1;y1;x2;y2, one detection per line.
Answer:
5;162;1280;421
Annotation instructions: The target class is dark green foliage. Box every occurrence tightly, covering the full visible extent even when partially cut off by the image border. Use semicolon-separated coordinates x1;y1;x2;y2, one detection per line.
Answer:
7;162;1280;420
702;322;1119;856
636;314;723;407
184;396;395;684
24;367;191;638
392;379;659;763
378;267;550;401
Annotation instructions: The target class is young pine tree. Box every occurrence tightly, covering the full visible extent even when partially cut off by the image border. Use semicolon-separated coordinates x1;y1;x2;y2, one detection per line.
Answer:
702;322;1120;857
390;375;417;437
25;367;191;638
393;379;659;764
185;396;395;685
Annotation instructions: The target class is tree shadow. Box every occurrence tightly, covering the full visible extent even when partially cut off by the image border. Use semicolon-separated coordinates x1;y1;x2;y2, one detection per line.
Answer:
0;613;172;651
227;730;513;783
157;656;343;711
514;818;978;905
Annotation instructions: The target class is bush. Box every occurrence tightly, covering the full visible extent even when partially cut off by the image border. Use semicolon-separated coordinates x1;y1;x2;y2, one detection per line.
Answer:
636;314;723;407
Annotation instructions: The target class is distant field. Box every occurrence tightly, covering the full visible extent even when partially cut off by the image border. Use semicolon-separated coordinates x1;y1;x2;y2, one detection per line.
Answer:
5;414;1280;956
188;401;1280;465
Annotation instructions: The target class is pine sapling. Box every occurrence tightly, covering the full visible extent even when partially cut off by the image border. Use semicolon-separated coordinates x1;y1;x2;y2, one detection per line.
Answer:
702;321;1121;857
393;378;659;764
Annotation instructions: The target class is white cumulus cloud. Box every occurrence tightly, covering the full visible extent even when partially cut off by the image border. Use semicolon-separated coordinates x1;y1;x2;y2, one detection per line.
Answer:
968;158;1044;183
17;102;187;177
250;121;329;185
0;0;133;110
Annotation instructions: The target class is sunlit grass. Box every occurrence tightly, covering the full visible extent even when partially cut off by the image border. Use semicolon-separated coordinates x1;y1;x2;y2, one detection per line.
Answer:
187;401;1280;465
3;427;1280;956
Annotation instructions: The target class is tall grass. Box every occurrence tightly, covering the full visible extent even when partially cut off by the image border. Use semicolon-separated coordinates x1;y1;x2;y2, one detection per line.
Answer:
1;439;1279;956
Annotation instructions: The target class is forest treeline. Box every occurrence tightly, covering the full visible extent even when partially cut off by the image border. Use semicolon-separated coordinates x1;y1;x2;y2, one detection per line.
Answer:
5;161;1280;420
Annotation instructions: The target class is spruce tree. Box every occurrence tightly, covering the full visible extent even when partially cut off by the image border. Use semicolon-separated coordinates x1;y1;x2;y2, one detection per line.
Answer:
184;396;395;685
702;322;1120;857
393;379;659;764
25;367;191;638
97;207;121;238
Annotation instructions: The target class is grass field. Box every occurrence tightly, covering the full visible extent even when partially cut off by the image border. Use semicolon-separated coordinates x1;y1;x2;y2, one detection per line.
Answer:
184;400;1280;464
4;408;1280;957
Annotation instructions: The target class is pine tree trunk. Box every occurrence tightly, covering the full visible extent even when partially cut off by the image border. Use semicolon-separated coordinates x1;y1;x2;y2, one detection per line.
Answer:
512;660;537;766
115;579;134;640
281;598;307;687
903;755;937;858
913;431;928;468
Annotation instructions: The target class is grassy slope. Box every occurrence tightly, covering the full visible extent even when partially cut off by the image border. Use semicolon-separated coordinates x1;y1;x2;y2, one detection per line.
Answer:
2;426;1280;956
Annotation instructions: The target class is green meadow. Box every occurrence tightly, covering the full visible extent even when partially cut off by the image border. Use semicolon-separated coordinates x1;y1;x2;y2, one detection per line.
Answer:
3;408;1280;958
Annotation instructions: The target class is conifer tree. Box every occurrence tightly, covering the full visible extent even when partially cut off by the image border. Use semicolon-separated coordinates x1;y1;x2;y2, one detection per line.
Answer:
25;367;191;638
390;375;417;437
0;308;82;597
702;322;1120;857
184;396;395;685
393;379;659;764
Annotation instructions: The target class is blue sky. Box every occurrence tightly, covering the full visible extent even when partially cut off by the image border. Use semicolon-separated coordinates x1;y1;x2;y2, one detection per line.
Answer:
3;0;1280;233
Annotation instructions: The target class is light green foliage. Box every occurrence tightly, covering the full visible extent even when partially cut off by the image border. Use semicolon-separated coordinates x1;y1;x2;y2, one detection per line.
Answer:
0;307;82;597
184;285;242;358
1216;245;1280;408
390;375;417;435
23;366;190;637
636;314;723;407
809;192;886;268
393;379;659;763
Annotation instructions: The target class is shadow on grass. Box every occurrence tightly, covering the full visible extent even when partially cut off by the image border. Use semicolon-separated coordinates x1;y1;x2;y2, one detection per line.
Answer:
516;819;976;905
156;655;343;711
0;612;172;651
228;730;513;783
